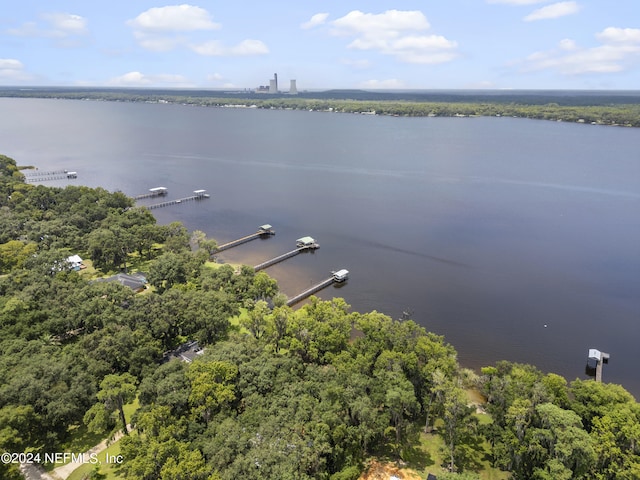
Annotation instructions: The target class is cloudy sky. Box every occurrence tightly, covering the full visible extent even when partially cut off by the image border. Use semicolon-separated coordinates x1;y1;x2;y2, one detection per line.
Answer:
1;1;639;90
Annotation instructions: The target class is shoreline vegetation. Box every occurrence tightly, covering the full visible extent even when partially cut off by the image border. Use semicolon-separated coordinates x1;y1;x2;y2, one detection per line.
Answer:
2;141;640;478
2;87;640;127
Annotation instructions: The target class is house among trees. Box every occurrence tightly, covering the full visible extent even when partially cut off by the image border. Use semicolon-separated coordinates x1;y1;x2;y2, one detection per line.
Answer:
97;272;148;292
66;254;84;270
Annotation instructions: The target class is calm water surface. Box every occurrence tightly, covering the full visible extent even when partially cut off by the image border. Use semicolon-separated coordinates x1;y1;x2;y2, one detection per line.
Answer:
2;98;639;396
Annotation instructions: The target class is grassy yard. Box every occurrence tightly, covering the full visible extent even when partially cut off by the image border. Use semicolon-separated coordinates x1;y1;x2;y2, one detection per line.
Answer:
66;439;126;480
402;415;509;480
44;398;139;475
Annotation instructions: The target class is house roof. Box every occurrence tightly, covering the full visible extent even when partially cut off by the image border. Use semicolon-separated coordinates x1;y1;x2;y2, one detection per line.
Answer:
297;236;315;244
97;273;147;291
66;254;83;264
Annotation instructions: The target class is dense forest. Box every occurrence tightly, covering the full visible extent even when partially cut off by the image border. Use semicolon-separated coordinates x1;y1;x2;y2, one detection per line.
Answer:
2;87;640;127
1;153;639;480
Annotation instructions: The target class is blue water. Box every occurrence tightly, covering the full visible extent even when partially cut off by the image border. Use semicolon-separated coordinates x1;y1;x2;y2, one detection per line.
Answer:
1;97;639;397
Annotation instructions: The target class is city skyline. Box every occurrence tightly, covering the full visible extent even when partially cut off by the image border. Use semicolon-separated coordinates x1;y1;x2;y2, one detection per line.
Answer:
1;1;639;90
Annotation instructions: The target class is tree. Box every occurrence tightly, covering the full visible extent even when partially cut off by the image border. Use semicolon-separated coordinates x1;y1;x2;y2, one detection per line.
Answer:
148;252;188;292
87;226;132;271
0;240;37;272
530;403;595;479
163;222;190;253
91;373;137;435
266;305;291;353
250;271;278;300
187;360;237;425
434;376;478;473
242;300;270;339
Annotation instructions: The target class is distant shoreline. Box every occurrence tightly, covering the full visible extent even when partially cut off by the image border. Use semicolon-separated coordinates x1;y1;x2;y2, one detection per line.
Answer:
2;87;640;127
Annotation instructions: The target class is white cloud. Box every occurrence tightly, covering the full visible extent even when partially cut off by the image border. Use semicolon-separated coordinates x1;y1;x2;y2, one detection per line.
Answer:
127;5;220;32
332;10;430;38
127;5;267;57
330;10;458;64
42;13;88;36
524;1;580;21
108;71;193;87
0;58;35;83
7;12;88;45
190;39;268;56
0;59;24;70
520;27;640;75
301;13;329;30
558;38;578;51
358;78;406;89
597;27;640;44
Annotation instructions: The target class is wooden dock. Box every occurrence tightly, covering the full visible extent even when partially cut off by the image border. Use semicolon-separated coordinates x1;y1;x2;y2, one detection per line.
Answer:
286;269;349;307
26;175;67;182
147;191;209;209
216;226;275;252
254;246;309;271
23;169;69;177
588;349;610;382
135;187;168;200
24;170;78;183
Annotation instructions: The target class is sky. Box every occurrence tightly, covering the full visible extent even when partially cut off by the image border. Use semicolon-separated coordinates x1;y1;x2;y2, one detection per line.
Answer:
1;1;639;90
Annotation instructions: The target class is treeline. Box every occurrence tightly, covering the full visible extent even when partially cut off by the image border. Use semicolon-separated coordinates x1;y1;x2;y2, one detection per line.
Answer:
2;88;640;127
1;153;639;479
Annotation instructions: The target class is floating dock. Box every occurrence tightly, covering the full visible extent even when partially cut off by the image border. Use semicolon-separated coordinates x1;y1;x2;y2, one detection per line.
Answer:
253;236;319;271
286;269;349;307
147;189;209;209
216;225;275;252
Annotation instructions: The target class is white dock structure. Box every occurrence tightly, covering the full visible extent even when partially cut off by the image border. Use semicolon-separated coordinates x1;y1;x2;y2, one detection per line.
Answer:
135;187;168;200
147;189;210;209
588;349;610;383
216;225;275;252
25;170;78;182
253;236;319;271
286;269;349;307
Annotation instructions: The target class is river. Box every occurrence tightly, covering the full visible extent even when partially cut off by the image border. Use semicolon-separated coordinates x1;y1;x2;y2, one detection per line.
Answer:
2;97;639;396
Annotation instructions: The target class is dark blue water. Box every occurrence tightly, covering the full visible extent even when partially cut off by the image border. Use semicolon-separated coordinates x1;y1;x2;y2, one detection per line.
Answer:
2;97;639;397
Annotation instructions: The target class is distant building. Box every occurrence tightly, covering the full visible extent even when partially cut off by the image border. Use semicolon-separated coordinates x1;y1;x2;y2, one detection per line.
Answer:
269;73;278;93
256;73;294;94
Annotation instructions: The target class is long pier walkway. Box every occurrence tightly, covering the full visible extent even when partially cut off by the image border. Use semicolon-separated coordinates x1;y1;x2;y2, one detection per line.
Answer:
588;348;610;382
254;247;308;272
26;175;68;183
286;277;335;307
596;352;610;382
23;169;69;177
217;226;275;252
148;193;209;209
286;269;349;307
